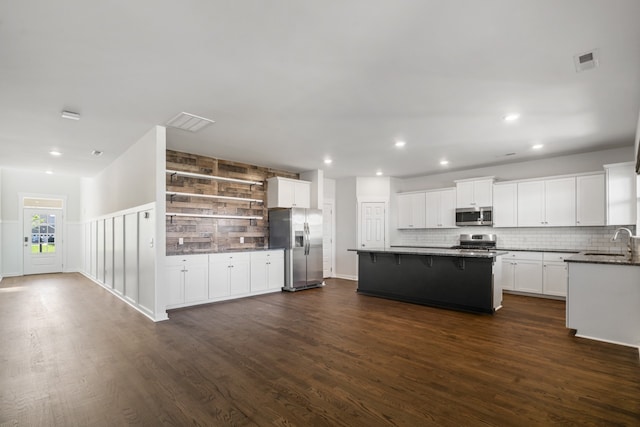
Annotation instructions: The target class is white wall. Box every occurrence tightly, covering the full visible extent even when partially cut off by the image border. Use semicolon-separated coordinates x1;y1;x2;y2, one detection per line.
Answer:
300;169;324;210
82;127;162;219
335;177;357;280
81;126;167;321
400;147;633;191
0;169;2;281
324;178;336;201
0;168;82;276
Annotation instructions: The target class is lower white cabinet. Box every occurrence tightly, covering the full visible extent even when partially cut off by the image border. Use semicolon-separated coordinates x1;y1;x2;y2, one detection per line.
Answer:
250;250;285;292
500;251;573;298
542;253;573;297
165;250;285;310
165;255;209;308
209;252;251;298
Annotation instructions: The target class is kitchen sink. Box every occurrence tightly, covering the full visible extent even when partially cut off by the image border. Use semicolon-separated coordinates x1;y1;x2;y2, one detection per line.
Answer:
583;252;626;257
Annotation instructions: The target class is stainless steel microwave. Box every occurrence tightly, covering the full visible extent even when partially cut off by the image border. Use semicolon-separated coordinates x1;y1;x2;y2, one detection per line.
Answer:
455;207;492;226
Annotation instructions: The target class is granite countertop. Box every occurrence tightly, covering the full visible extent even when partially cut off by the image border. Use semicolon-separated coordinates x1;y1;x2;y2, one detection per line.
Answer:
565;252;640;266
391;245;580;254
350;247;507;259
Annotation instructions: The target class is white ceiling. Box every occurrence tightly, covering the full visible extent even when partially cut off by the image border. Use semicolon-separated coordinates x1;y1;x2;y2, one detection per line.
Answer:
1;1;639;179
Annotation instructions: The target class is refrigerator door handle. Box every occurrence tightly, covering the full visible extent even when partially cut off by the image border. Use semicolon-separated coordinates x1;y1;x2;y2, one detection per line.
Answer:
304;222;310;255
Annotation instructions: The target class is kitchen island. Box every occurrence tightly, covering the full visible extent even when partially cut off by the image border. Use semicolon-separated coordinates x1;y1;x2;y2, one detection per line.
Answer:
350;247;505;314
565;252;640;350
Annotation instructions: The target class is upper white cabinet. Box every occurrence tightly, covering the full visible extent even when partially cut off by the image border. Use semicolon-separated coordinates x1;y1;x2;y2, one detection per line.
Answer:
267;177;311;208
604;162;636;226
492;183;518;228
455;178;494;208
425;188;457;228
576;173;605;226
397;192;426;229
517;177;576;227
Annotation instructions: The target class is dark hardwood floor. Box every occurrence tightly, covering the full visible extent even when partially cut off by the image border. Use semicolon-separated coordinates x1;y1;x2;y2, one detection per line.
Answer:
1;273;638;426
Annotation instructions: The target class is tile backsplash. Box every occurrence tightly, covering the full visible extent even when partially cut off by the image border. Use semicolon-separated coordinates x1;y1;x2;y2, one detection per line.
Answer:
396;225;637;253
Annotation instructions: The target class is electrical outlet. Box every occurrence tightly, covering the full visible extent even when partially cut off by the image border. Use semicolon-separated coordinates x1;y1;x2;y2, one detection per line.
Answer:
178;237;184;245
240;237;244;244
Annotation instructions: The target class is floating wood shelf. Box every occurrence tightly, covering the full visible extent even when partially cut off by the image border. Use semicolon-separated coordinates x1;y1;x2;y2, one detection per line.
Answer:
166;191;263;204
166;212;263;222
166;169;263;186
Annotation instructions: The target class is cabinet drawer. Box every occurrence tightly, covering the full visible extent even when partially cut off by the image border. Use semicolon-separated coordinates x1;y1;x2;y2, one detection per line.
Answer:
543;252;575;262
210;252;251;263
166;254;209;266
503;251;543;261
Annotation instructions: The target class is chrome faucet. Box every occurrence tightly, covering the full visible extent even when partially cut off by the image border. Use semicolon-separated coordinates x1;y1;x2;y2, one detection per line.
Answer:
611;227;634;254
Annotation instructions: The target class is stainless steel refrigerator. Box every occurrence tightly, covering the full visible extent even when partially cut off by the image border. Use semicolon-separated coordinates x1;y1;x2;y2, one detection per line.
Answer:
268;208;324;291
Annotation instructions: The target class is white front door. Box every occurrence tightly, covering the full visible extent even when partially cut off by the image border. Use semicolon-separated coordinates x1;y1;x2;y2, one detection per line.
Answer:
360;202;385;248
23;208;63;274
322;202;334;278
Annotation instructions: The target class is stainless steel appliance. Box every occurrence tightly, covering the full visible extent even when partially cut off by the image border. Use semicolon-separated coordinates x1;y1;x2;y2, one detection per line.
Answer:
450;233;497;251
268;208;324;291
455;206;493;226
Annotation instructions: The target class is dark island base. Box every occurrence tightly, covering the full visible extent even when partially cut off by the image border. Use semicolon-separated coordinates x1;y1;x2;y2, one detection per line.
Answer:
356;252;495;314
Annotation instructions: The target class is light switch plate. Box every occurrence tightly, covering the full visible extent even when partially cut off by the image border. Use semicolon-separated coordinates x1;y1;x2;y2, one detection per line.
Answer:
240;237;244;244
178;237;184;245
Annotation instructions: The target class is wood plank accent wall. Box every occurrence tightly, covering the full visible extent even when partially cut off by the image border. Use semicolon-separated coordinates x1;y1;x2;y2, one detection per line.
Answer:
166;150;298;255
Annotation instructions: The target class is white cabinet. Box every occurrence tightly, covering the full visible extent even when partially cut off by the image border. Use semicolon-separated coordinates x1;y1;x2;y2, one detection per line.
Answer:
576;174;605;226
250;250;284;292
492;183;518;228
267;177;311;208
397;192;426;229
425;188;457;228
455;178;494;208
517;177;575;227
542;252;572;297
209;252;251;298
604;162;636;226
165;255;209;308
500;252;543;294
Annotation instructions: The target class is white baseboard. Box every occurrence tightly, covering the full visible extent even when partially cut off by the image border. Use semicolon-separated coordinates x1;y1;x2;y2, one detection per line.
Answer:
79;271;168;322
334;274;358;281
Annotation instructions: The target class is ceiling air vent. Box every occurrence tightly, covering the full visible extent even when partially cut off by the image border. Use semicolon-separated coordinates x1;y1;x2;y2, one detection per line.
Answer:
574;49;599;72
166;112;215;132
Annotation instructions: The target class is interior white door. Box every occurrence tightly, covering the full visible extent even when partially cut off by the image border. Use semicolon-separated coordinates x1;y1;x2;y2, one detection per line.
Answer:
23;208;63;275
322;202;334;277
360;202;385;248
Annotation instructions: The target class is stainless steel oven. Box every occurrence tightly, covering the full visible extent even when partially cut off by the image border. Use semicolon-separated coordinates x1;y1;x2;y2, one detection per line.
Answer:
455;207;492;226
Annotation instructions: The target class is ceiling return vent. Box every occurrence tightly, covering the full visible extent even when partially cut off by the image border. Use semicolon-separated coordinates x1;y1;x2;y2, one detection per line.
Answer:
166;112;215;132
574;49;599;72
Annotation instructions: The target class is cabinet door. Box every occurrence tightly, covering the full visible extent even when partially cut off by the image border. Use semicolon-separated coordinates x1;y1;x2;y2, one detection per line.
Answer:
517;181;545;226
250;255;269;292
500;260;515;291
456;181;475;208
439;189;457;228
184;262;209;303
493;184;517;228
545;177;576;226
267;253;285;290
230;257;251;295
576;174;605;226
543;262;568;297
397;193;425;228
165;264;185;306
605;163;637;225
293;181;311;208
209;258;231;298
514;260;543;293
473;179;494;207
425;191;440;228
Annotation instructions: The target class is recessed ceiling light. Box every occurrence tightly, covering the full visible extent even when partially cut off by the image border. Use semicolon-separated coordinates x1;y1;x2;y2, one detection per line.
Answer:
532;144;544;150
61;110;80;120
395;140;406;148
45;170;53;175
503;113;520;122
376;171;383;176
324;158;332;165
49;150;62;156
440;160;449;166
91;150;103;157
